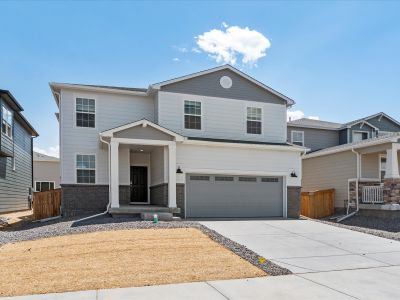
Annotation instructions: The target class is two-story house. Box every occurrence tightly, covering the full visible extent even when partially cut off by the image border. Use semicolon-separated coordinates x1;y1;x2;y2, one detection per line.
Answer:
288;113;400;215
0;89;38;213
50;65;304;218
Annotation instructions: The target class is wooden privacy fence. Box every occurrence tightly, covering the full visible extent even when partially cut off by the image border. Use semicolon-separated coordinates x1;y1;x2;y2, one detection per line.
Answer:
301;189;335;219
32;189;61;220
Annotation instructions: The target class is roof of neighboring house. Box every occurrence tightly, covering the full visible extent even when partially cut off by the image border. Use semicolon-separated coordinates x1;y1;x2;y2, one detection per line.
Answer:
304;133;400;159
342;112;400;128
288;118;343;130
0;89;39;137
33;151;59;162
289;112;400;132
57;83;147;93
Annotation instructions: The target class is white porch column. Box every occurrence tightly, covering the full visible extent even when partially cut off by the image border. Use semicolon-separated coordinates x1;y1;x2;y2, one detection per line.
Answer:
168;143;177;208
385;144;400;179
110;140;120;208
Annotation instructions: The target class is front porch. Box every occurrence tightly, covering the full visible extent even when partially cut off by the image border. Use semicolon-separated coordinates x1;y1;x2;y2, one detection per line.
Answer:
100;119;185;215
348;142;400;210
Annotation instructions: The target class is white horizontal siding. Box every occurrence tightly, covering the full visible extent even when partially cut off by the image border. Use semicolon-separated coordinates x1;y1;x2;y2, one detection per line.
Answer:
176;143;301;187
60;89;154;184
158;91;287;143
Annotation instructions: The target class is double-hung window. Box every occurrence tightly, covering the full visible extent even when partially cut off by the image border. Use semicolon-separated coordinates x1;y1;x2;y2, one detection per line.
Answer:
1;106;13;139
246;107;262;134
35;181;55;192
76;98;95;128
76;154;96;183
184;100;201;130
291;131;304;146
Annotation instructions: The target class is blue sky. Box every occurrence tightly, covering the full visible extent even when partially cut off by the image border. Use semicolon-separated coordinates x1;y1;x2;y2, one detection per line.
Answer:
1;1;399;156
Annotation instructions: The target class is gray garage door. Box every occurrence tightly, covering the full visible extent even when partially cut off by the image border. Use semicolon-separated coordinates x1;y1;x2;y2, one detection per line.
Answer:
186;174;283;218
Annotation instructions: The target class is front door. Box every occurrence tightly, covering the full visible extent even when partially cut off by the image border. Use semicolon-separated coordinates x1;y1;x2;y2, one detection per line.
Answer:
130;166;148;203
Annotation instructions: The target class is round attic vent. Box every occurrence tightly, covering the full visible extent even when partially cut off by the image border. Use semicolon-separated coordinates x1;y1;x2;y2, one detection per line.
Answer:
220;76;232;89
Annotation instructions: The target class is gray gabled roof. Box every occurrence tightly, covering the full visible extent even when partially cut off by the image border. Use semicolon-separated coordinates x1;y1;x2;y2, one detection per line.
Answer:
342;112;400;128
288;118;343;130
33;151;59;162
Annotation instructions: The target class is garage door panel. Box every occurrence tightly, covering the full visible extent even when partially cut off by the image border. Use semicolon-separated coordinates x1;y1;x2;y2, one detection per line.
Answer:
186;174;283;218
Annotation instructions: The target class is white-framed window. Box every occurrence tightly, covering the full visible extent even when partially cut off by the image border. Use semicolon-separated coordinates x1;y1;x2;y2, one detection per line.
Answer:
184;100;201;130
76;98;95;128
1;105;13;139
291;130;304;146
35;181;55;192
246;107;262;134
353;131;369;142
76;154;96;183
379;154;386;181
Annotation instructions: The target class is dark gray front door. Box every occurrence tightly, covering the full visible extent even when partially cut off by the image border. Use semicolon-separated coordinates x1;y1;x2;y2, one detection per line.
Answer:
186;174;283;218
130;166;148;203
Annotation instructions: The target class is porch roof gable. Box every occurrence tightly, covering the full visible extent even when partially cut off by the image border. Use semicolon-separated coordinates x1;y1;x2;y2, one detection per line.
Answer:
100;119;185;141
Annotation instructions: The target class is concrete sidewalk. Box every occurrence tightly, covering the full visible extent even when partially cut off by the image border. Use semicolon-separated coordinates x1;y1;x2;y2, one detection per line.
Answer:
3;268;400;300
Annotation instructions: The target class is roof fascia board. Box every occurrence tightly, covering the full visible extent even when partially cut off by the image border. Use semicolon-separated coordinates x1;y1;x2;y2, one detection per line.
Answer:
49;83;149;96
100;119;184;141
343;119;379;130
287;124;340;131
183;139;305;152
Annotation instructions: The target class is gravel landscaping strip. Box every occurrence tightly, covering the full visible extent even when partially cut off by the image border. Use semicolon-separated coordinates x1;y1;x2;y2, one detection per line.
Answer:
306;215;400;242
0;215;291;276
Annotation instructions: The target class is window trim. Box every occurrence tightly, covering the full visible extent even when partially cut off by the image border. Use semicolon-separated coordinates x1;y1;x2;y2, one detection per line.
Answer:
352;130;370;142
75;153;97;184
34;181;56;192
1;105;13;140
291;130;305;146
379;154;387;181
245;106;263;135
183;99;203;131
74;95;97;129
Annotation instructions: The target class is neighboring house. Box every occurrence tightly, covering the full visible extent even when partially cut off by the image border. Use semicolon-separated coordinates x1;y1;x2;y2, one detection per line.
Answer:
0;89;39;213
50;64;304;218
287;112;400;152
288;113;400;214
33;152;60;191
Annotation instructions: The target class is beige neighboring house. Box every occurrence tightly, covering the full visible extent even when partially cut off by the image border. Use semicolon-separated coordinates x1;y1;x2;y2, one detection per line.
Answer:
33;152;60;192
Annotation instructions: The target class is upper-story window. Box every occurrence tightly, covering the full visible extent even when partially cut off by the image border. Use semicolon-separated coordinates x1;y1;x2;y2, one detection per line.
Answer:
76;98;95;128
353;131;369;142
184;100;201;130
76;154;96;184
1;106;13;139
246;107;262;134
291;131;304;146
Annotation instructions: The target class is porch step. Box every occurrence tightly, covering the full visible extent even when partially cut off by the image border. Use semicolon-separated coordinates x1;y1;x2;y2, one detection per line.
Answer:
140;212;173;221
109;205;176;215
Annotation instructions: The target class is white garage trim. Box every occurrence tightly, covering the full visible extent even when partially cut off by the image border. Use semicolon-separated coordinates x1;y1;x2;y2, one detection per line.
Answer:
183;169;288;219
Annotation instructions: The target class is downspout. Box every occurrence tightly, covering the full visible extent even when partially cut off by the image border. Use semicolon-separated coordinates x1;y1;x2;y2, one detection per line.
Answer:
337;148;360;222
72;135;111;224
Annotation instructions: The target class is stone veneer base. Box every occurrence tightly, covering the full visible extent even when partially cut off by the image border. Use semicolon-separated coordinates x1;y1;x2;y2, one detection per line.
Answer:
287;186;301;218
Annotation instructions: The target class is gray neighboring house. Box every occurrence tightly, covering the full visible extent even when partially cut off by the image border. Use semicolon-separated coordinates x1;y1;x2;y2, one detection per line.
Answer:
0;89;39;213
50;64;305;218
288;113;400;215
33;152;60;192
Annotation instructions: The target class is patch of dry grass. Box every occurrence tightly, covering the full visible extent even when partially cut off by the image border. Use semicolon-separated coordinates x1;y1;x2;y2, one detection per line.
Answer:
0;228;265;296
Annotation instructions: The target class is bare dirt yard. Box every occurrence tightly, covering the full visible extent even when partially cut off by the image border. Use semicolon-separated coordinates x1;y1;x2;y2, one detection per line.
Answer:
0;227;265;297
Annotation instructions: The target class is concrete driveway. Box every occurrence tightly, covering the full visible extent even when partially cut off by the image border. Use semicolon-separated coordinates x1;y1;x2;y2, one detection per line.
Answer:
200;219;400;299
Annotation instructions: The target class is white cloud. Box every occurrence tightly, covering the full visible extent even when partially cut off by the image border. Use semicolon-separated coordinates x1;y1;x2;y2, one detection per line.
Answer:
172;58;180;62
33;145;59;158
222;21;229;28
195;25;271;66
287;110;320;121
287;110;305;121
191;47;201;53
